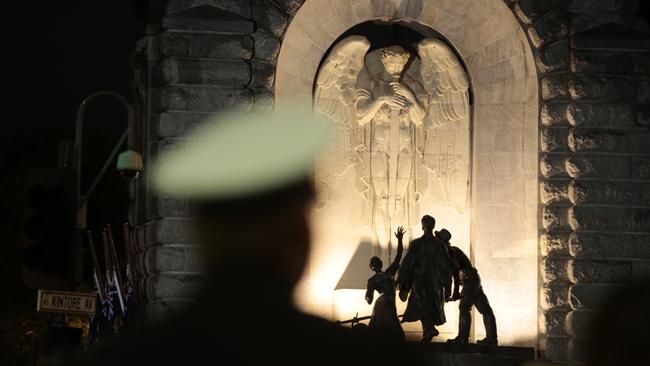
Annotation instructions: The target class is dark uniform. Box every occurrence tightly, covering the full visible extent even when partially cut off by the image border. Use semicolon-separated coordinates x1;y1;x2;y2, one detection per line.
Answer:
438;229;497;344
398;232;451;341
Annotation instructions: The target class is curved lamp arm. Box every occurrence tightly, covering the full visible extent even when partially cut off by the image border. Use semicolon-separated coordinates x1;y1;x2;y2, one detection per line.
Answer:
74;90;141;229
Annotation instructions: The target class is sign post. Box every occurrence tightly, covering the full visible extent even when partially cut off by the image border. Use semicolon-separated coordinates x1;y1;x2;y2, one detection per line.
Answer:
37;290;96;315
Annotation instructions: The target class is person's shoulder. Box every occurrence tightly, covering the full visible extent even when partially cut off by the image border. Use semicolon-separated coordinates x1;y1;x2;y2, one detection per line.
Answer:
410;237;425;245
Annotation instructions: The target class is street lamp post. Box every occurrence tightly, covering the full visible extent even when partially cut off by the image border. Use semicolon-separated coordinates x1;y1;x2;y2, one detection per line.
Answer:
73;90;143;282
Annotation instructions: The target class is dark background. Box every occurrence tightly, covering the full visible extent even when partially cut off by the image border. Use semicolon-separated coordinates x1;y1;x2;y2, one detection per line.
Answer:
1;1;142;363
0;1;649;363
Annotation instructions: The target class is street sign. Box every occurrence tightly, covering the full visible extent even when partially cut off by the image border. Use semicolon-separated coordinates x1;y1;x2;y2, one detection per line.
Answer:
37;290;96;315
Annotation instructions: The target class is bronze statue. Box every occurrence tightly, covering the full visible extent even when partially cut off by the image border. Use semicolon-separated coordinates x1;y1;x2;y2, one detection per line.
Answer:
436;229;498;345
365;227;406;340
397;215;452;342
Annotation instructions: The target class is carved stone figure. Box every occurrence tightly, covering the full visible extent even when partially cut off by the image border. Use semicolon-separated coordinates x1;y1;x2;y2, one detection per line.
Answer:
397;215;452;342
365;226;405;340
314;36;471;250
436;229;498;345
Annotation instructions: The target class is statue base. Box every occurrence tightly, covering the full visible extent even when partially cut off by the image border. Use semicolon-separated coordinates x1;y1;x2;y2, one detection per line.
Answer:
412;342;535;366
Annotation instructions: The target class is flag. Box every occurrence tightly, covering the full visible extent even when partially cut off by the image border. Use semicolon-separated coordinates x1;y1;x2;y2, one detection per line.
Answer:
88;270;104;343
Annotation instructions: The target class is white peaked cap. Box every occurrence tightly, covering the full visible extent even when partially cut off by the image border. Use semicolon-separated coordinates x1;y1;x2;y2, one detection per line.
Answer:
153;106;335;200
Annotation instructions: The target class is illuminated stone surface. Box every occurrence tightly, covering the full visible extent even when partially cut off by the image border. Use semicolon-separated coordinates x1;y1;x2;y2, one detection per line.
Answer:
539;310;569;336
132;0;650;362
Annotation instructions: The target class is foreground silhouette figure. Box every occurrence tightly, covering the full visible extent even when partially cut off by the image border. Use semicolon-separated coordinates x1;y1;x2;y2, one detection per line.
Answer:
436;229;497;345
60;110;424;366
366;226;405;340
397;215;451;342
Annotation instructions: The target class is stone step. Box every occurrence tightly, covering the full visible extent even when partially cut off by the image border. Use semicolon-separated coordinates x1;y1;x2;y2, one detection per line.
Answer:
412;342;536;366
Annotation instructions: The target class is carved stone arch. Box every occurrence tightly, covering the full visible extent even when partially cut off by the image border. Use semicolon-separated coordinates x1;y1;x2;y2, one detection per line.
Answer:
275;0;540;348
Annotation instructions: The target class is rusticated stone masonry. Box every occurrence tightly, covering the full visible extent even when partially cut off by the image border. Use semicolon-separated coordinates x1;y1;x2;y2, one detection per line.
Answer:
132;0;293;320
523;0;650;360
131;0;650;362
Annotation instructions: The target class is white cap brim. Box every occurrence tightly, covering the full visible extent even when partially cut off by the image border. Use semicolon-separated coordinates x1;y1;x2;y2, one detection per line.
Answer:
152;106;335;200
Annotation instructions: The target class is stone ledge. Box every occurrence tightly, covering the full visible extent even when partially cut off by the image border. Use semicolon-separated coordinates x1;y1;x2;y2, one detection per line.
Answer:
528;10;569;48
564;0;639;13
252;30;281;62
541;128;569;153
571;22;650;50
569;206;650;232
542;335;570;361
153;57;250;87
164;4;254;34
543;205;572;231
569;283;630;310
142;218;193;248
412;342;535;365
152;85;254;113
571;49;650;75
569;75;650;103
155;32;253;60
166;0;251;19
269;0;304;14
540;180;570;204
146;273;205;301
541;232;571;257
564;155;650;179
568;259;632;283
147;194;192;219
566;103;641;128
514;0;555;24
144;245;204;274
536;40;569;73
540;309;569;336
540;153;571;178
568;180;650;206
541;102;570;127
542;74;570;100
569;232;650;259
541;257;570;282
565;309;596;337
568;128;650;154
252;0;288;38
540;281;571;310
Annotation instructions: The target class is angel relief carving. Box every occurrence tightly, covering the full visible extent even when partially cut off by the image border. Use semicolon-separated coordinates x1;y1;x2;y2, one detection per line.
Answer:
314;35;470;247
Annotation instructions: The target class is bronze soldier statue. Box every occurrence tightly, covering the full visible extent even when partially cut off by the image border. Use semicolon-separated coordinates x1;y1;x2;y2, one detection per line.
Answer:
436;229;498;345
365;226;405;340
397;215;452;342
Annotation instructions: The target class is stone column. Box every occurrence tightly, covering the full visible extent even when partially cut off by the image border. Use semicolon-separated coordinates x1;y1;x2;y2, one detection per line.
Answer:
131;0;302;321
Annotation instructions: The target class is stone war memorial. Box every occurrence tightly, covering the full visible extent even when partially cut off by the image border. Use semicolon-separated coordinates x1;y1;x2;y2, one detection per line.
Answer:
129;0;650;363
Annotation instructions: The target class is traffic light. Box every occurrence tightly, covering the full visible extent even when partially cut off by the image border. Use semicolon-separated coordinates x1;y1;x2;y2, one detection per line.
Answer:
22;167;77;289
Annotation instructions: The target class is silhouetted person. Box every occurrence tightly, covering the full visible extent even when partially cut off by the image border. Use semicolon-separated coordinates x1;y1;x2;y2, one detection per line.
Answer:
436;229;497;345
583;282;650;366
60;109;425;366
365;226;405;341
397;215;452;342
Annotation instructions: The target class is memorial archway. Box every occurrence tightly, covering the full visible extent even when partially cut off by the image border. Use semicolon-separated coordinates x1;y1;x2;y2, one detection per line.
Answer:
276;0;539;346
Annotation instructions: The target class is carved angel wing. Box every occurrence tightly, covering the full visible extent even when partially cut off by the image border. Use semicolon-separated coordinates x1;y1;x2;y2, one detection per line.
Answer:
313;36;371;208
314;35;371;126
417;38;471;213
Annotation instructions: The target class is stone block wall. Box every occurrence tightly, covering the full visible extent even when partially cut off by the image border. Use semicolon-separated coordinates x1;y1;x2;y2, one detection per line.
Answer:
131;0;650;362
515;0;650;361
131;0;294;321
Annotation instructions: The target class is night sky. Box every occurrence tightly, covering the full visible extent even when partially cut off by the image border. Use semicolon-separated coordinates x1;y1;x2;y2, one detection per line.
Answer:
0;1;143;325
